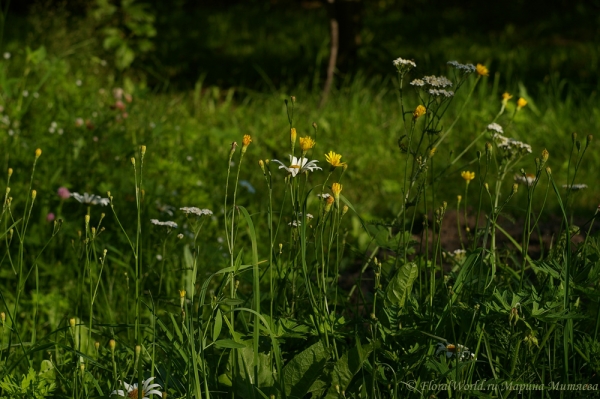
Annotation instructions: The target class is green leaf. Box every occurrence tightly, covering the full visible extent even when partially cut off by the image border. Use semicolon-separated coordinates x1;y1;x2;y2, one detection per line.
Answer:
213;309;223;341
282;341;329;398
385;262;418;308
214;339;246;349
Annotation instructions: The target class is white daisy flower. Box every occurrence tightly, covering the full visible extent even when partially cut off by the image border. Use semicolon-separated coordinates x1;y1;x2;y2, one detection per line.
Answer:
487;123;503;134
111;377;163;398
71;192;110;206
436;342;475;361
271;155;322;177
180;207;213;216
151;219;178;228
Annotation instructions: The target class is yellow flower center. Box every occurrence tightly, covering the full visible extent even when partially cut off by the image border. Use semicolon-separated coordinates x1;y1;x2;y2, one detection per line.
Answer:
128;388;144;398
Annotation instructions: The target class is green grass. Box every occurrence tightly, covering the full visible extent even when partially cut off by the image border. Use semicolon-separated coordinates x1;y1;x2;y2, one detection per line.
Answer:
1;2;600;398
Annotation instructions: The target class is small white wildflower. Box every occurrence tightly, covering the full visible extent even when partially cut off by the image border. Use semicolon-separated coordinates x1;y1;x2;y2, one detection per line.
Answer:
429;89;454;97
58;128;64;135
71;192;110;206
180;207;213;216
288;220;301;227
8;129;14;136
33;92;39;98
271;155;322;177
111;377;162;398
514;173;536;187
76;79;82;87
149;122;156;129
298;212;314;219
51;121;57;128
487;123;503;134
156;254;163;261
3;52;10;59
151;219;178;228
410;79;425;87
22;90;29;97
392;57;416;73
493;133;532;154
317;193;332;199
562;184;588;191
447;61;476;73
49;127;55;134
186;156;193;161
423;75;453;88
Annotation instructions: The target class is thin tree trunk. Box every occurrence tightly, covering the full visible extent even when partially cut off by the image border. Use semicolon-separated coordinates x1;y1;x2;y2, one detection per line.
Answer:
320;0;338;108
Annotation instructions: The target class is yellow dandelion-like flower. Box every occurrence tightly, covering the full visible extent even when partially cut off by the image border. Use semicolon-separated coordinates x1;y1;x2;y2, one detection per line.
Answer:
476;64;489;77
242;135;252;147
413;104;426;119
325;151;346;168
461;171;475;182
299;136;316;152
502;92;513;101
517;98;527;109
331;183;343;201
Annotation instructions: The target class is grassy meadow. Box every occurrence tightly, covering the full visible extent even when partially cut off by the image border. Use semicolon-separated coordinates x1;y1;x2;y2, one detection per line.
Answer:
1;1;600;398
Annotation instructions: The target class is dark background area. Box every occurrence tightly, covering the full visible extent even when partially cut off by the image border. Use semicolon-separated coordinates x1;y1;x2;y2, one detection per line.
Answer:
6;0;600;94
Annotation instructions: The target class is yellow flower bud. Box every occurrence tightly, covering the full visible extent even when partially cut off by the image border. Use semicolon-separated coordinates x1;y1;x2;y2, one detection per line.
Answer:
85;215;90;225
109;339;116;351
35;148;42;158
7;168;12;177
69;318;76;328
94;341;100;351
541;149;549;162
457;195;462;202
517;98;527;109
324;196;334;213
259;160;265;174
135;345;141;360
0;312;5;323
512;184;518;194
140;145;146;156
342;205;349;216
331;183;343;202
31;190;36;200
290;128;297;152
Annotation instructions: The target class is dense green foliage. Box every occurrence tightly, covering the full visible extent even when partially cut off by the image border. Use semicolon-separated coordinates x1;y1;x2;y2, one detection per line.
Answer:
1;1;600;398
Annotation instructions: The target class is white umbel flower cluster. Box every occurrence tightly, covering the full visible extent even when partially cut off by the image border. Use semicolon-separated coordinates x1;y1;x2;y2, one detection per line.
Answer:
492;133;532;154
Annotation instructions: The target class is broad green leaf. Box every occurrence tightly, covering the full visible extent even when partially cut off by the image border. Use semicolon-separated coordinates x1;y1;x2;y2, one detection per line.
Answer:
213;309;223;342
385;262;418;308
282;341;329;399
214;339;246;349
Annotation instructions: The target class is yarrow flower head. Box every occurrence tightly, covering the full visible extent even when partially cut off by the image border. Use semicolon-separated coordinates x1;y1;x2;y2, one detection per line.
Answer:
447;61;476;74
422;75;453;88
410;79;425;87
461;171;475;182
392;57;416;73
562;184;588;191
111;377;163;398
476;64;489;77
271;155;322;177
71;192;110;206
151;219;178;228
325;151;346;168
487;123;503;134
492;133;532;155
180;207;213;217
429;89;454;98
